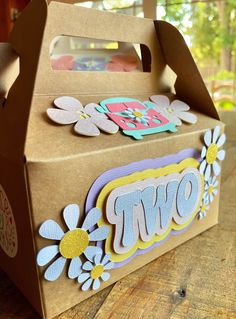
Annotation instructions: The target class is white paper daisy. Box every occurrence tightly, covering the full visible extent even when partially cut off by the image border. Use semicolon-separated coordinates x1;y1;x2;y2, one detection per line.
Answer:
198;200;210;220
122;107;150;125
150;95;197;126
37;204;109;281
78;253;114;291
203;176;218;204
47;96;119;136
200;126;226;181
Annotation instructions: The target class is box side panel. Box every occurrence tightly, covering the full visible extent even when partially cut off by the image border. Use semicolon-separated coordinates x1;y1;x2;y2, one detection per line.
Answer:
0;156;44;317
27;123;225;319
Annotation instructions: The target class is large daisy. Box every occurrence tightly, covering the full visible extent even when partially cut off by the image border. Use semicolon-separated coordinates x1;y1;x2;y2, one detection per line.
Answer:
47;96;119;137
200;126;226;181
37;204;109;281
78;253;114;291
150;95;197;126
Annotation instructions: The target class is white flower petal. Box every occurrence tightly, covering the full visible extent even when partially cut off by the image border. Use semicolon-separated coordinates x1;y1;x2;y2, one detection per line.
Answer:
37;245;59;266
68;257;82;279
217;150;226;161
44;257;67;281
92;118;119;134
63;204;80;230
210;194;214;203
104;262;114;270
82;208;102;231
212;176;217;184
201;146;207;159
165;113;182;126
213;126;221;143
177;111;197;124
54;96;83;112
84;246;103;262
94;254;102;265
78;272;90;284
102;254;111;266
101;272;110;282
170;100;190;112
89;226;110;241
47;108;80;125
205;164;211;181
39;220;64;240
74;118;100;136
213;180;218;187
213;189;218;196
217;133;226;148
198;212;206;220
93;278;101;290
213;161;221;176
84;103;107;118
151;103;165;114
82;278;93;291
83;261;94;271
205;195;210;205
204;130;212;147
150;95;170;108
199;160;207;175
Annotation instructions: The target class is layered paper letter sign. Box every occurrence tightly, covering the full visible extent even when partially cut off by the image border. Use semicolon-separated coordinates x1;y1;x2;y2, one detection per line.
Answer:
37;126;225;292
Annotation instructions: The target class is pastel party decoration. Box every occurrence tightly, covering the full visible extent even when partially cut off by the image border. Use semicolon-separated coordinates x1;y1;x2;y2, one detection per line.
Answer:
198;200;210;220
0;185;18;258
95;157;203;262
199;126;226;181
78;253;114;291
150;95;198;126
37;204;109;281
106;55;139;72
51;55;75;71
47;96;119;137
97;97;177;140
203;176;218;204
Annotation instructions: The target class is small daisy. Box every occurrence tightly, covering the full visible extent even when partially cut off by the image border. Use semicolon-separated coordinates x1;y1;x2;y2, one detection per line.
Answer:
150;95;197;126
37;204;109;281
78;253;114;291
47;96;119;137
198;200;210;220
200;126;226;181
122;108;150;125
204;176;218;204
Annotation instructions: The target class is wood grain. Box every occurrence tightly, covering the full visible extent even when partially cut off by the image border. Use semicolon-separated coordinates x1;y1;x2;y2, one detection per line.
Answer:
0;141;235;319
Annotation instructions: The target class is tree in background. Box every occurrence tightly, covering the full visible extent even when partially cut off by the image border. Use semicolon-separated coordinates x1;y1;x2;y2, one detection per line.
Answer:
158;0;236;73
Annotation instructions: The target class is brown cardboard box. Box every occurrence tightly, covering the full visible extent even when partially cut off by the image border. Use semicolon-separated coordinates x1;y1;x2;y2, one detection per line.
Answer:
0;1;225;319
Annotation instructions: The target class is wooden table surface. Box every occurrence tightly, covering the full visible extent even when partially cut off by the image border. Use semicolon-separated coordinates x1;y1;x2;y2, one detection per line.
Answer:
0;140;235;319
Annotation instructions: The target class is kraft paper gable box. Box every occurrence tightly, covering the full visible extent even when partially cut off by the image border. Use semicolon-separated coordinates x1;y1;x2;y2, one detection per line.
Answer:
0;1;226;318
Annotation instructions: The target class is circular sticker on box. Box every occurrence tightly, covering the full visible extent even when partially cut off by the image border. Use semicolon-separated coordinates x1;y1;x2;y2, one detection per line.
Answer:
0;185;18;258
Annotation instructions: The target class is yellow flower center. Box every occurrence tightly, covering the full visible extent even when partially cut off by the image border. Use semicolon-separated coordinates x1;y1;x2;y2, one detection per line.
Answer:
59;229;89;259
206;144;218;164
208;186;214;195
76;111;90;120
202;203;207;212
91;264;104;279
133;111;143;118
167;107;174;113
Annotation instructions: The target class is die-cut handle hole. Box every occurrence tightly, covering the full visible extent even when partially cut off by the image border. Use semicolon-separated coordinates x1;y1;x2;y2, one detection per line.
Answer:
50;36;151;73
